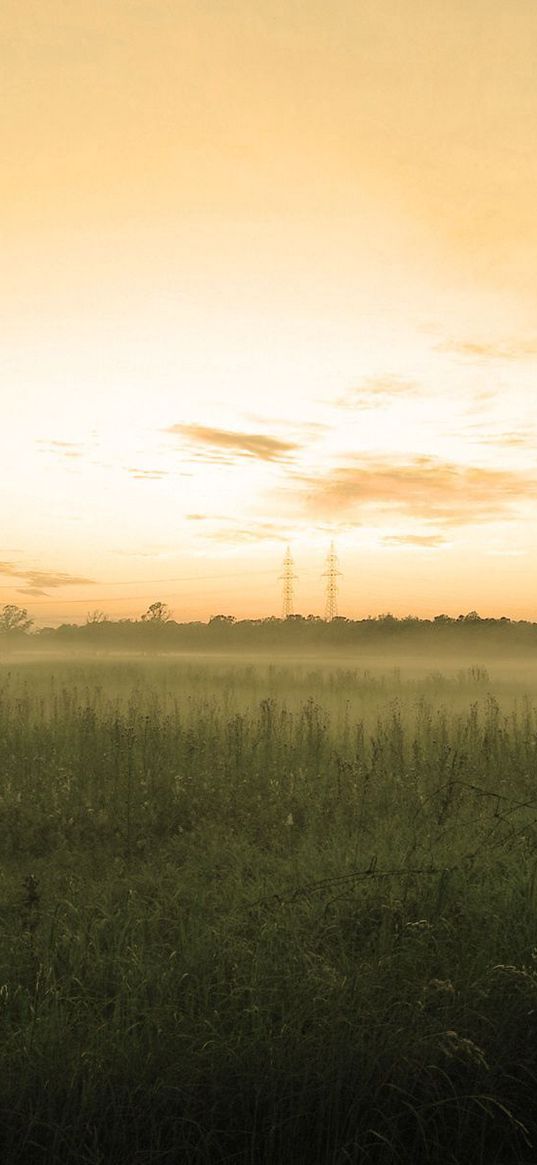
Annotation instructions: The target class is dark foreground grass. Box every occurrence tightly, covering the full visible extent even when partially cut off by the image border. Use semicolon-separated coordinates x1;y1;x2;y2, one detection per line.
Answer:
1;658;537;1163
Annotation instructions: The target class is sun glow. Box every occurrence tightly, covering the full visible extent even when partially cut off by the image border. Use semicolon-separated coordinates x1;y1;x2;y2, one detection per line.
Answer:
2;0;537;623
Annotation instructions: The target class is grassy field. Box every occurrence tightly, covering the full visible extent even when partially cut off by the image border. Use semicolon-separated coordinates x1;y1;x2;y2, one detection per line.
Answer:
2;654;537;1163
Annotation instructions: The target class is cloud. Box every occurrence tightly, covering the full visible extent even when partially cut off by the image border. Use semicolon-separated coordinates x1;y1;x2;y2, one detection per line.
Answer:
166;424;301;463
207;521;287;544
127;467;169;480
454;420;536;448
337;375;422;408
474;430;534;448
114;546;177;558
311;521;364;534
39;440;79;448
244;415;329;438
0;563;95;593
185;513;230;521
485;548;526;558
37;439;84;459
299;455;536;527
382;533;449;548
436;339;537;361
471;391;497;406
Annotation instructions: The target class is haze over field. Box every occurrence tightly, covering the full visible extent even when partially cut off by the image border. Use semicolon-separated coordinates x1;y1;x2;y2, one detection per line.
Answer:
3;653;537;1162
2;0;536;623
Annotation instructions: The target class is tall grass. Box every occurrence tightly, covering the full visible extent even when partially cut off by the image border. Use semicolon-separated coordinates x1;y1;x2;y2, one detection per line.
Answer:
1;657;537;1162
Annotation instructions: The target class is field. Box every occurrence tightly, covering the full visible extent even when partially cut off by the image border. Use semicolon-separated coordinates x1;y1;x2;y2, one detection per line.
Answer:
2;654;537;1163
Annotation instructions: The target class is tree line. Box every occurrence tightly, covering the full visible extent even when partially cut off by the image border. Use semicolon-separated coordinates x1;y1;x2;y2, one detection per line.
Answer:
1;600;537;653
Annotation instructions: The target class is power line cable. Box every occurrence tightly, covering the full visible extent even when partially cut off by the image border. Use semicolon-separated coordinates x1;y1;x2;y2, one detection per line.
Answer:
0;566;322;610
0;568;276;590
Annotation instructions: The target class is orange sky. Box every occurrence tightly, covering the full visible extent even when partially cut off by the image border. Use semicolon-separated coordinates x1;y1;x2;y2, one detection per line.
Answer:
2;0;537;624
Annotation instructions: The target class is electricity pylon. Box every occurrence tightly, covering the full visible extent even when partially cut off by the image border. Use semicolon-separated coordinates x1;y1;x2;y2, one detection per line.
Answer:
323;541;341;621
280;546;297;618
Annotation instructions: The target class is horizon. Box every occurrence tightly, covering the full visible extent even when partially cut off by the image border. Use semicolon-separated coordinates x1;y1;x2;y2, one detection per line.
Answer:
2;594;532;631
3;1;536;621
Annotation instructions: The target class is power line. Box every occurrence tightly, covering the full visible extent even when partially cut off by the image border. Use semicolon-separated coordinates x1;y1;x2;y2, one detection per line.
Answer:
5;594;203;607
0;568;276;592
1;563;323;613
0;568;280;607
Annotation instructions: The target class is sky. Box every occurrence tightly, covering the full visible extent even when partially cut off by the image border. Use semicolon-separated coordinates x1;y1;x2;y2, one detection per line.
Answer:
2;0;537;624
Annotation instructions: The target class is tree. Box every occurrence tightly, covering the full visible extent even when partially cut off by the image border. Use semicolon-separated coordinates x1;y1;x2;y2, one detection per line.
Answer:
86;609;108;625
141;601;172;623
0;604;33;634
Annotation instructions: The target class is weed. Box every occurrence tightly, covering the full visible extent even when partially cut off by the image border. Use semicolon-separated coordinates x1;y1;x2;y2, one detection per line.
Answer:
1;657;537;1162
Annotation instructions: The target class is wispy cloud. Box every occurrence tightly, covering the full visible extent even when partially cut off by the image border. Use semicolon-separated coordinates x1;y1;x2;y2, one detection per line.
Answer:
485;548;526;558
166;424;301;464
113;545;179;558
462;390;498;414
0;563;95;596
382;533;449;548
337;375;422;409
37;439;84;459
299;455;535;527
127;467;169;480
474;430;535;448
244;415;329;439
455;421;536;449
207;521;288;544
436;339;537;361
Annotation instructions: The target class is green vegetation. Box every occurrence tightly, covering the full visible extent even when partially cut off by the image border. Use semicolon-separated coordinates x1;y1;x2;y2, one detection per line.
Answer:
4;600;537;659
2;657;537;1163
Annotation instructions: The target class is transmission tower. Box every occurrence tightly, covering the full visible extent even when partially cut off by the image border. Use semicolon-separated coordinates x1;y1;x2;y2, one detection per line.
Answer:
323;541;341;621
280;546;297;618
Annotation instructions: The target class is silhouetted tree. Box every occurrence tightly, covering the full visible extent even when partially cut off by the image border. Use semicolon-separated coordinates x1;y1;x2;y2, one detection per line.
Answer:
0;604;33;634
141;602;172;623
